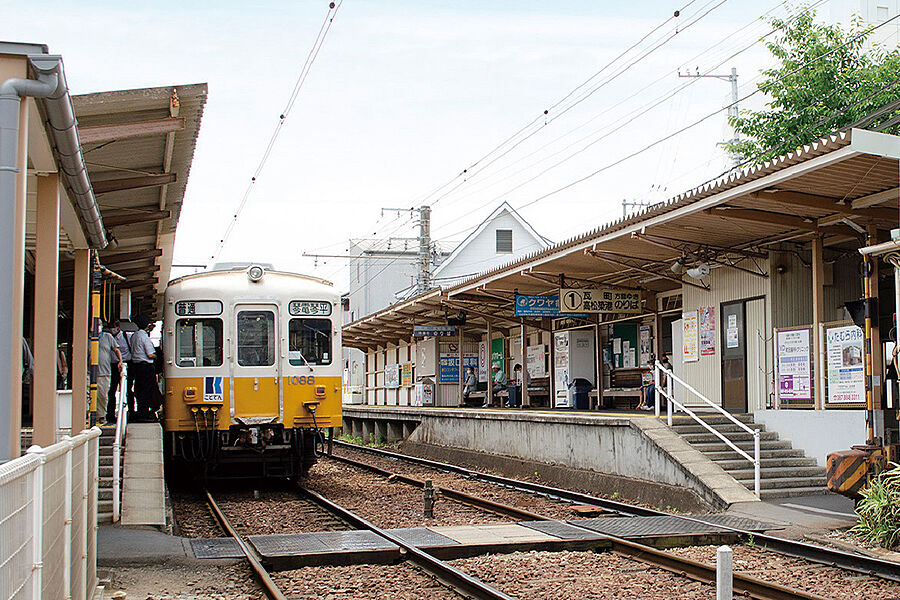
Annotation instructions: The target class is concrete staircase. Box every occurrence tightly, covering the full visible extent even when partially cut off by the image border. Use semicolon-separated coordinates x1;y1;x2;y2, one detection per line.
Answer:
98;425;118;524
670;413;827;499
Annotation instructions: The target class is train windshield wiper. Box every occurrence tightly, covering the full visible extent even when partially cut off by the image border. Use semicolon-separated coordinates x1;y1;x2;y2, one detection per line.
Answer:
294;350;314;372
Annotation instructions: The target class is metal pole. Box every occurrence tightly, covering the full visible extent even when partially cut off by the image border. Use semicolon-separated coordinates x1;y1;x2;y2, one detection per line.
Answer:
458;326;464;406
654;362;661;417
417;205;432;294
521;323;530;408
863;252;876;445
667;373;673;427
753;429;761;498
717;545;733;600
487;321;493;408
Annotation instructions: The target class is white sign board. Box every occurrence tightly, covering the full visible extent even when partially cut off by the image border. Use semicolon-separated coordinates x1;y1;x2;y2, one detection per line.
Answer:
478;341;488;383
385;364;400;389
776;328;811;402
526;344;546;378
826;325;865;404
559;288;641;314
682;311;699;362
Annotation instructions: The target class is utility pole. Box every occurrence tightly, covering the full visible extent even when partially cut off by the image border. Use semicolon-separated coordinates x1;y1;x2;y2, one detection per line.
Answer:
679;66;743;166
380;205;433;294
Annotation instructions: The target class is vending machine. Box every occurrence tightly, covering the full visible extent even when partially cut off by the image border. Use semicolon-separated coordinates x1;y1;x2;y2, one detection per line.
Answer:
553;329;596;408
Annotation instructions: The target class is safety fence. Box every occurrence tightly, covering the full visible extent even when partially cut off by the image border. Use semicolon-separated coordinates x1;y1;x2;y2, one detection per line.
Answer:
0;427;101;600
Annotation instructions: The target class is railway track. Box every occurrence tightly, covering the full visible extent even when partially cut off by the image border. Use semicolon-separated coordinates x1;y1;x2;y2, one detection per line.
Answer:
331;439;900;585
326;448;830;600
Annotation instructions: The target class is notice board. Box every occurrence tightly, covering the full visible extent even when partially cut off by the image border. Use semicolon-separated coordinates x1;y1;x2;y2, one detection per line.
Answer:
610;323;637;369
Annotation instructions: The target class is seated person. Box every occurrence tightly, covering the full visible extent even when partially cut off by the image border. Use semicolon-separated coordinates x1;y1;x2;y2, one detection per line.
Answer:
462;366;477;404
487;364;507;406
636;354;656;411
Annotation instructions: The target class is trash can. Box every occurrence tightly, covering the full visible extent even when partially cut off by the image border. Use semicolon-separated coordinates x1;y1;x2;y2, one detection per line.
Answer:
568;378;593;410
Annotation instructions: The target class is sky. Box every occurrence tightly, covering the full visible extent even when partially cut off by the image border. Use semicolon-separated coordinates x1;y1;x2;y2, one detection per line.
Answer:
3;0;892;293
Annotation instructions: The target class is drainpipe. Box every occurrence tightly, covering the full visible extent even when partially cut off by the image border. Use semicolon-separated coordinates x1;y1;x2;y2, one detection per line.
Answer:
0;61;59;462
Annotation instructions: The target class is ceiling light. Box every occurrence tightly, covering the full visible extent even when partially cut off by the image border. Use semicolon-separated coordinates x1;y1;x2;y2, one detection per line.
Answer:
670;257;686;274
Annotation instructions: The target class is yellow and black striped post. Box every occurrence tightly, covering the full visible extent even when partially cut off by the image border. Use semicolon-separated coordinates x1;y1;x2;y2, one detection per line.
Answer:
89;254;101;424
827;449;869;497
862;254;876;445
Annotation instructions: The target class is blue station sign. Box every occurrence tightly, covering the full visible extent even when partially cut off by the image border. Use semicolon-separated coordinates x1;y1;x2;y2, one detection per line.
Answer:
515;294;588;318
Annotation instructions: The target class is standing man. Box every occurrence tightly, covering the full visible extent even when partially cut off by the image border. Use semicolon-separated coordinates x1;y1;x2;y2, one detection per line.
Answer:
107;320;131;423
129;315;157;421
96;323;123;426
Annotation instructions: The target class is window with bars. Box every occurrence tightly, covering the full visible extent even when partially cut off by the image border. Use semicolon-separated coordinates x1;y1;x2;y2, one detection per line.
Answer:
496;229;513;253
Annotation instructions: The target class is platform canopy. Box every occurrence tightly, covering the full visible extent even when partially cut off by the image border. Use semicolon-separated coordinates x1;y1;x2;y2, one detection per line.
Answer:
343;128;900;350
66;83;207;317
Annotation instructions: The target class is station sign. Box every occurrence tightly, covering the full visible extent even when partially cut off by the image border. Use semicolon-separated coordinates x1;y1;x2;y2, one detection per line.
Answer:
559;288;641;314
515;294;587;318
413;325;456;337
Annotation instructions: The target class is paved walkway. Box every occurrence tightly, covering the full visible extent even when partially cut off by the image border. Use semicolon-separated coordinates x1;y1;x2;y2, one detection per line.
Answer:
120;423;166;527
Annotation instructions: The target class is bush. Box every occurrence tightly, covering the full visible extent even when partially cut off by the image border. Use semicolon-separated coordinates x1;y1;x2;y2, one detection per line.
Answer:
852;462;900;549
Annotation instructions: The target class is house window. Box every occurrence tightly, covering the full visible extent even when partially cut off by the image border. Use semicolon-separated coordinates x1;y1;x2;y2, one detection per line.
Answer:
496;229;513;253
877;5;890;22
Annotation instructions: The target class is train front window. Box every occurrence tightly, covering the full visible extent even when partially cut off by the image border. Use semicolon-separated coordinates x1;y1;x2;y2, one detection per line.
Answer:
288;318;332;366
237;310;276;366
175;318;223;367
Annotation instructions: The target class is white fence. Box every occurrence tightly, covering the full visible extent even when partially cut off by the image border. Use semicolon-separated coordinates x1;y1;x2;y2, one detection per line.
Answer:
0;427;101;600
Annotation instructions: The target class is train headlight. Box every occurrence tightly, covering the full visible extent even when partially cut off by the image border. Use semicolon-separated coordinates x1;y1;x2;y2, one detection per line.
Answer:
247;264;265;282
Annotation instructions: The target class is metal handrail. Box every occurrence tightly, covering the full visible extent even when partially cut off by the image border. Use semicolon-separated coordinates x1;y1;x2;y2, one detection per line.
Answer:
112;365;128;522
654;361;760;498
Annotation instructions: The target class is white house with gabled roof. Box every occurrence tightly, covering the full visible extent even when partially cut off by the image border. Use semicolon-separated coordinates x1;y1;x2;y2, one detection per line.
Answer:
430;202;551;289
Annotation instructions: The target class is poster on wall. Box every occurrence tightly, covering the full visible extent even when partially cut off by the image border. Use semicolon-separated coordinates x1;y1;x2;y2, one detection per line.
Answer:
385;364;400;389
699;307;716;356
776;328;811;402
553;331;570;407
726;313;739;349
400;362;413;388
826;325;866;404
639;325;651;366
682;311;699;362
511;337;523;368
526;344;546;378
491;337;505;372
439;354;478;383
478;341;488;383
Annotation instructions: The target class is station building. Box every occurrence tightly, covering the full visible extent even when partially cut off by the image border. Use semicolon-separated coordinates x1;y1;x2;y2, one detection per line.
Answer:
0;41;205;598
342;128;900;506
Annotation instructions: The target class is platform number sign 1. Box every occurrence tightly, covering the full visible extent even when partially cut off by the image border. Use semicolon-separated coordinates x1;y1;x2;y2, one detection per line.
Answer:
204;376;223;402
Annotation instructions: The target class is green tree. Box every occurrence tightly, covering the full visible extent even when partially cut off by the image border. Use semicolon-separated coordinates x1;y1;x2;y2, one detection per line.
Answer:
726;7;900;164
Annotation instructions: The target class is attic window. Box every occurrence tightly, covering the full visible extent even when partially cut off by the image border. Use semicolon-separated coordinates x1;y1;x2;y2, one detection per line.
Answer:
496;229;513;253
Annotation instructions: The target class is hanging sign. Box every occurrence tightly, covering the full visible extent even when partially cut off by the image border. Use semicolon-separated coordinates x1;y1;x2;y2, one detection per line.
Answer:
478;341;488;383
682;311;699;362
526;344;546;378
826;325;865;404
413;325;456;337
559;288;641;314
699;306;716;356
776;328;811;402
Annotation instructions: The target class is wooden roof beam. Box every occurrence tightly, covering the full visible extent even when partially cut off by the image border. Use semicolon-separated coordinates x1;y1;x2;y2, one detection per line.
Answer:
92;173;177;195
100;249;163;265
79;117;185;144
757;190;898;222
103;210;171;227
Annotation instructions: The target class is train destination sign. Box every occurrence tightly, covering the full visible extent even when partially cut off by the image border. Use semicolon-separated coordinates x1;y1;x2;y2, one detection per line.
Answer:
413;325;456;337
559;288;641;314
288;300;332;316
175;300;223;316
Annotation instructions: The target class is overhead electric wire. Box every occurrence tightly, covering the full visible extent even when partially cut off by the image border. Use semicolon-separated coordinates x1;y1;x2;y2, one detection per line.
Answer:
208;1;343;265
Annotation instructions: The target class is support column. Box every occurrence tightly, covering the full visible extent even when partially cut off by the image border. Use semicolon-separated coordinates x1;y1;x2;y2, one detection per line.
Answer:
867;226;883;410
457;326;464;405
32;174;59;447
812;234;825;410
521;323;530;407
71;249;90;434
2;100;28;460
487;320;493;407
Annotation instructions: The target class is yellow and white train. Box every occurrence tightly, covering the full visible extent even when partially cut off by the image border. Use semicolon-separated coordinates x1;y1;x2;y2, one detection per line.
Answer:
162;264;342;479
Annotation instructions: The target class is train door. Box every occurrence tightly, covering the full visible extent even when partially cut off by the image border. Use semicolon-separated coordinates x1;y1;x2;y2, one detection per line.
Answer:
232;304;281;420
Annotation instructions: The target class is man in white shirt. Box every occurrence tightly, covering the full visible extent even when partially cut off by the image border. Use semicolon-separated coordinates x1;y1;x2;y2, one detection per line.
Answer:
106;321;131;423
96;324;123;425
129;315;157;421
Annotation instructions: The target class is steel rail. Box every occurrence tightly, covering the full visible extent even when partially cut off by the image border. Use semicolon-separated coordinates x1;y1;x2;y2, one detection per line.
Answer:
332;440;900;583
330;446;826;600
204;490;290;600
327;453;550;522
296;485;519;600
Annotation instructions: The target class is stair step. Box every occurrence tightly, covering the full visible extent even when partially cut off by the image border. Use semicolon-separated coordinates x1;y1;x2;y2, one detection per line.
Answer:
98;489;112;501
97;511;113;524
690;440;792;452
670;413;754;425
704;448;806;461
735;476;827;490
680;431;779;444
715;457;818;469
758;486;829;499
727;466;826;479
671;423;767;435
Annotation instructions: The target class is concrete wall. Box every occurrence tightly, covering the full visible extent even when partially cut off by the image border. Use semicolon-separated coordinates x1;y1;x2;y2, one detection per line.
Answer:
753;408;868;466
